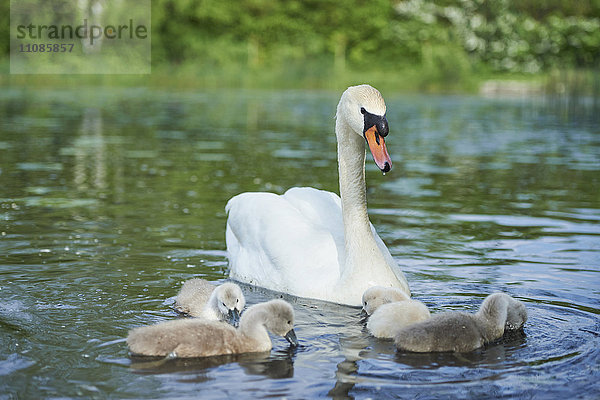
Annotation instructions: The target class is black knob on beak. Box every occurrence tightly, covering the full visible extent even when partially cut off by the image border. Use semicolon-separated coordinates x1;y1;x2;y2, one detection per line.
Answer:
378;117;389;137
362;108;388;137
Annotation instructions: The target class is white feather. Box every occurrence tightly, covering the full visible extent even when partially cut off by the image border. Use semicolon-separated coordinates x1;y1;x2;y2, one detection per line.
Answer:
226;85;410;306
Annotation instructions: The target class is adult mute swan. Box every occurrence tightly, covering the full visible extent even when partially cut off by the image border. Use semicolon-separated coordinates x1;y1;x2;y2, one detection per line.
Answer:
226;85;410;306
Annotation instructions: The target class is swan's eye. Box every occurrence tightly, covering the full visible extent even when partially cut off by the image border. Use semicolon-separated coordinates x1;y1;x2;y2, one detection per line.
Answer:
360;107;366;114
222;302;226;307
236;299;239;303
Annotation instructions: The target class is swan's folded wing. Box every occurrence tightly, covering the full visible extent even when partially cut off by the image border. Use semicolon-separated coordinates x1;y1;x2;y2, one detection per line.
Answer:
281;187;343;235
226;190;343;296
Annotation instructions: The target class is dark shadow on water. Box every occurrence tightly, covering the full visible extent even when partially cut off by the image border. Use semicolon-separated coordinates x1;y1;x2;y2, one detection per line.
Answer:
327;329;529;398
232;280;361;312
328;358;358;400
129;347;296;379
393;329;528;369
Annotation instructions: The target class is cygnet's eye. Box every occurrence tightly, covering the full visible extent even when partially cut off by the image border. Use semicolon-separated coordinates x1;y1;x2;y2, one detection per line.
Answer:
287;320;291;325
222;302;226;307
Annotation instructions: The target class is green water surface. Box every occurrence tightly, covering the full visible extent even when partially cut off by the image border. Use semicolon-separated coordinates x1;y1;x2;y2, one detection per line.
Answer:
0;88;598;399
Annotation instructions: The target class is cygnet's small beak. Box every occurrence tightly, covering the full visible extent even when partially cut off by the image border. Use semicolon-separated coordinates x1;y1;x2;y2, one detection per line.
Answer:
284;329;299;347
364;125;392;174
359;308;369;323
227;308;240;327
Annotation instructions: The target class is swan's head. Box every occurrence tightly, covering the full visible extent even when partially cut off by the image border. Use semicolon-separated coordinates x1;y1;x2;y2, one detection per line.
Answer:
338;84;391;173
261;299;298;347
215;282;246;327
361;285;410;316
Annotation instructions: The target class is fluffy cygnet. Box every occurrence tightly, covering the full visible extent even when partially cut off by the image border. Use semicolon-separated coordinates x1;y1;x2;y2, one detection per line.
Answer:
366;300;431;338
395;293;527;353
362;286;410;316
174;278;245;325
128;299;298;358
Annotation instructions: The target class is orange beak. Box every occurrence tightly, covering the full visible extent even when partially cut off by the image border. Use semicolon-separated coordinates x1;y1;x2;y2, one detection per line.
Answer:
364;125;392;173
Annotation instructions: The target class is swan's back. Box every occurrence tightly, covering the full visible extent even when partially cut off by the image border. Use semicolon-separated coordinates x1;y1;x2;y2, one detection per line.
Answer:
226;187;405;304
281;187;343;233
226;187;344;297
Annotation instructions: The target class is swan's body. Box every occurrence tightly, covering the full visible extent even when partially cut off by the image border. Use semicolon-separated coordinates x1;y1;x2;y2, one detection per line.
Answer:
394;293;527;353
127;299;298;358
174;279;245;325
366;300;431;338
226;85;410;306
361;286;411;315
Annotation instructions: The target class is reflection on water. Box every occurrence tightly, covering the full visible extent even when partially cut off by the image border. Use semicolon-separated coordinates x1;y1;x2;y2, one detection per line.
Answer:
130;348;295;380
0;88;599;399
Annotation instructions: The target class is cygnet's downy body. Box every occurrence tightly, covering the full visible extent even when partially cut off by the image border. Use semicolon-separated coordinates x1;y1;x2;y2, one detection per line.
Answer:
174;279;245;326
366;300;431;338
361;286;410;316
395;293;527;353
128;299;298;358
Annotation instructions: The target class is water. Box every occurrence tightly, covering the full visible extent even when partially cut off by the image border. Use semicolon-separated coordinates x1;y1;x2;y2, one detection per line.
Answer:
0;88;599;399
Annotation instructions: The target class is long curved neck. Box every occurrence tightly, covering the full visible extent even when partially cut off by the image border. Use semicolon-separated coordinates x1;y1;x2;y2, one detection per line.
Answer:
202;290;221;320
238;307;271;351
335;117;387;282
476;294;509;340
337;117;369;230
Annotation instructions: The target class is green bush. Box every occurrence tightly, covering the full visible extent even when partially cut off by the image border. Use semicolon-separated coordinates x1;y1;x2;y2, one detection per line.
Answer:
2;0;598;84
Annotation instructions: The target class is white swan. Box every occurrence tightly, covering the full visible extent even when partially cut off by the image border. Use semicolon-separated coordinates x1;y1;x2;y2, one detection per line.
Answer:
226;85;410;306
174;279;245;326
394;293;527;353
128;299;298;358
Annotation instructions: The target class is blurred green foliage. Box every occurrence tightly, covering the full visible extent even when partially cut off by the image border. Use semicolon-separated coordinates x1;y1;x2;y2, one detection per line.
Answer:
149;0;600;72
1;0;599;89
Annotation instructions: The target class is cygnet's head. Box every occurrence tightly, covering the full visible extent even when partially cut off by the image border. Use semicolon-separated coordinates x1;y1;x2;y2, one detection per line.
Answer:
337;84;391;173
362;286;410;316
478;292;528;332
262;299;298;347
214;282;246;326
504;296;527;330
